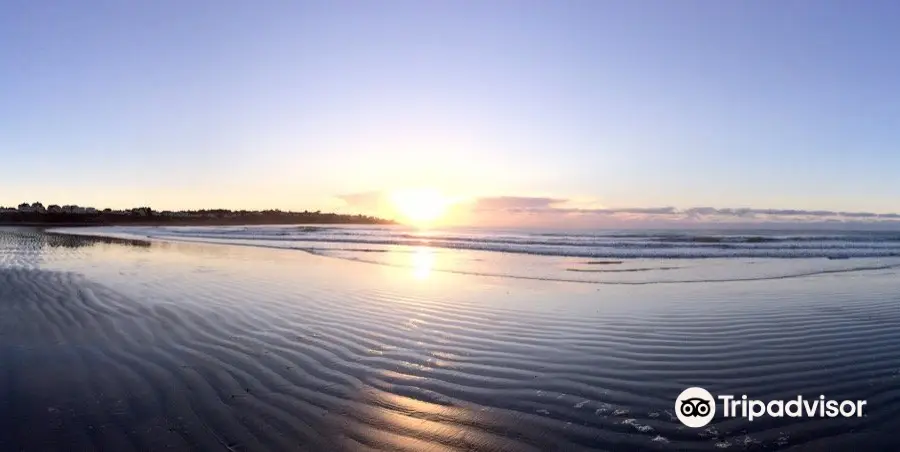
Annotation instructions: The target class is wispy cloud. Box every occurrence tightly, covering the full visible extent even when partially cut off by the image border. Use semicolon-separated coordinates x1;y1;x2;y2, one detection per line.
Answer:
337;192;900;226
336;191;385;211
468;197;900;222
472;196;566;211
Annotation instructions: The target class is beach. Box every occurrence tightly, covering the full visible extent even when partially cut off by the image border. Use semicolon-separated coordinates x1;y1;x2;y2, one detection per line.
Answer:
1;226;898;450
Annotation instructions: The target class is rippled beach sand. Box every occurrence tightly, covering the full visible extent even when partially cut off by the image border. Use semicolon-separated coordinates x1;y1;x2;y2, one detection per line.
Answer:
1;227;898;451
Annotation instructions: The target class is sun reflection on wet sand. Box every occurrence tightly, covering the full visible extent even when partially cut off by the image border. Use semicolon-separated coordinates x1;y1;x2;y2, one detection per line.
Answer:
347;386;525;451
9;228;900;450
411;247;435;280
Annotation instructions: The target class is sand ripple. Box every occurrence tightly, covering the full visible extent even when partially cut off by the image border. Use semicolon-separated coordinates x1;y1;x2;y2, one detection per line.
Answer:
1;229;899;450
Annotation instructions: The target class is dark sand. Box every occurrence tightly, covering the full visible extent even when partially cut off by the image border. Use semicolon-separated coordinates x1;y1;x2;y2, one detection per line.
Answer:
1;227;899;451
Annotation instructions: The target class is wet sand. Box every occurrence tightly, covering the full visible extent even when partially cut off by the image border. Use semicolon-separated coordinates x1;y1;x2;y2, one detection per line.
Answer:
1;227;898;450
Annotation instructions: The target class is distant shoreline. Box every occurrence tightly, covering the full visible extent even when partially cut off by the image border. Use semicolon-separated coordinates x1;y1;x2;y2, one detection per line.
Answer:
0;212;395;227
2;222;391;228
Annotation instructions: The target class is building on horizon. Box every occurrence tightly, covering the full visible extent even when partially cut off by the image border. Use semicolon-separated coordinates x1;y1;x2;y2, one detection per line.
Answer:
17;202;46;213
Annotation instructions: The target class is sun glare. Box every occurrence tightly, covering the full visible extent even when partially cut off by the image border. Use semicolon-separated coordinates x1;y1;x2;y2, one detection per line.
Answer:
411;247;435;280
389;189;450;227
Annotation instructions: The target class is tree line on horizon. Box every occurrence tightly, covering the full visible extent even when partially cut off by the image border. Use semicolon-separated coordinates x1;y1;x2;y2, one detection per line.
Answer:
0;202;394;226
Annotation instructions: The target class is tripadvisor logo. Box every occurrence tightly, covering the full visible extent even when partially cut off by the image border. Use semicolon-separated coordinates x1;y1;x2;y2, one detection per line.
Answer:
675;387;868;427
675;387;716;427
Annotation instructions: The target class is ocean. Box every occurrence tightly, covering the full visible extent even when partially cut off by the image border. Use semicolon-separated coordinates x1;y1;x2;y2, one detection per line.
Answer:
75;225;900;259
60;224;900;284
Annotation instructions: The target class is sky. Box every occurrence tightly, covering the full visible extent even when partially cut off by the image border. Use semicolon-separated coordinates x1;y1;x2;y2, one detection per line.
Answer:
3;1;900;227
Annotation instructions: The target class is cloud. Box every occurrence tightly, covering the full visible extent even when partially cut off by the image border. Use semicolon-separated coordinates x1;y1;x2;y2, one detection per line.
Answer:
601;207;677;215
465;196;900;225
338;191;382;206
682;207;841;217
336;192;900;227
472;196;566;211
473;198;676;215
838;211;878;218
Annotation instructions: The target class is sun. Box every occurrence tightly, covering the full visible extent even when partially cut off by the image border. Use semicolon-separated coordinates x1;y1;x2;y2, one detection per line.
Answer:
389;189;450;227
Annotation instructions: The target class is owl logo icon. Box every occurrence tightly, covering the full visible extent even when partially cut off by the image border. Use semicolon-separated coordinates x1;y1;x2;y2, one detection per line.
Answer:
675;387;716;427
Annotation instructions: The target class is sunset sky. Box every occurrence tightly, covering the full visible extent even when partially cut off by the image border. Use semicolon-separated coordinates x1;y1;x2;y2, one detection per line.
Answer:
3;1;900;227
